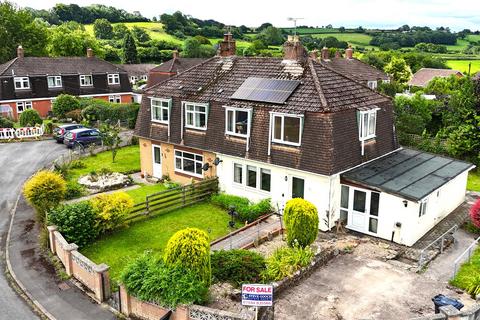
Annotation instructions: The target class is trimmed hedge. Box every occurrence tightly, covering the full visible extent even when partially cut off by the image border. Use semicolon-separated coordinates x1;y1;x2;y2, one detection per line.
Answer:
211;194;272;223
23;170;66;217
19;109;42;127
81;99;139;129
52;94;80;119
283;198;319;248
211;249;266;287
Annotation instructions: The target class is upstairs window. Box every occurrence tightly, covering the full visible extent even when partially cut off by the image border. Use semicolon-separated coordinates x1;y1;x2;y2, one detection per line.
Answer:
14;77;30;90
47;76;62;88
272;114;302;146
359;109;377;141
80;75;93;86
225;107;250;137
108;73;120;85
184;102;208;130
151;98;170;123
367;80;378;90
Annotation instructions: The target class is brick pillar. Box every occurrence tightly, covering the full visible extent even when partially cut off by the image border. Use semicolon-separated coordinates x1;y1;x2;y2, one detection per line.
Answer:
93;264;110;302
64;243;78;276
173;306;189;320
47;226;58;254
119;285;131;316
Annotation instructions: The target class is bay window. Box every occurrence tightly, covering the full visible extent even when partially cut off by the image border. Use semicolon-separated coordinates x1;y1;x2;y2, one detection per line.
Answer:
272;113;302;146
185;102;208;130
174;150;203;177
226;107;250;137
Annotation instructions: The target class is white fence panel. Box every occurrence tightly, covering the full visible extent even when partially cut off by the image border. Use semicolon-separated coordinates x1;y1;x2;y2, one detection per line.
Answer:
0;128;16;140
14;126;44;139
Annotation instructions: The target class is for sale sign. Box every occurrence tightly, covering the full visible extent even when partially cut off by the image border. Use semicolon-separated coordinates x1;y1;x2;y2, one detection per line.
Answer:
241;284;273;307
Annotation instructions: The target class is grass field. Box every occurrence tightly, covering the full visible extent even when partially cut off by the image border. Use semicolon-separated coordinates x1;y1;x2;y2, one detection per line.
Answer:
81;202;232;280
311;32;374;48
446;60;480;74
468;171;480;192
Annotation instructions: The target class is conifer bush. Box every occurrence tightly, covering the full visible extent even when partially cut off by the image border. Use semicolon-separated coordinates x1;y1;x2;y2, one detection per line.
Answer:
163;227;211;285
283;198;319;248
19;109;42;127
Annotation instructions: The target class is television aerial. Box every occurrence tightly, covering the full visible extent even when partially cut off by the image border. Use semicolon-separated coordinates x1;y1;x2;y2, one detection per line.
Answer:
287;17;304;36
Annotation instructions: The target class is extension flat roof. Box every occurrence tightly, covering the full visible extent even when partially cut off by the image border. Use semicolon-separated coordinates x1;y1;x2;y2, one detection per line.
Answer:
341;149;474;201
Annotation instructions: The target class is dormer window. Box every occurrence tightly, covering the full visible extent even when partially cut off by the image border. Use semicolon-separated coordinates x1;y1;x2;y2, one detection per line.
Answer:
108;73;120;85
47;76;62;88
271;113;303;146
80;75;93;87
367;80;378;90
151;98;171;123
184;102;208;130
359;109;377;141
225;107;250;137
14;77;30;90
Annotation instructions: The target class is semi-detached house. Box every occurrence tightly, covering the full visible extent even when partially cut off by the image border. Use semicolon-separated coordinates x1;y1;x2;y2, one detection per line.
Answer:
134;34;474;247
0;47;132;120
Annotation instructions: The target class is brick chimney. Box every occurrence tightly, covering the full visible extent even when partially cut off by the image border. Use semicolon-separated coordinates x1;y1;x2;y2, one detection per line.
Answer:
218;33;236;57
335;50;341;58
283;35;307;62
17;45;24;59
321;47;329;60
87;48;94;58
309;49;319;60
172;50;180;59
345;46;353;59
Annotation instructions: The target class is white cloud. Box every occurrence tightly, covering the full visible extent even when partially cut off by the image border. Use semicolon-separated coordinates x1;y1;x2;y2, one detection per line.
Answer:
13;0;480;31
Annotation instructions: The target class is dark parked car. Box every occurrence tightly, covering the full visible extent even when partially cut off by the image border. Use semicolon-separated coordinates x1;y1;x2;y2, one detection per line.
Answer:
63;128;102;149
53;124;84;142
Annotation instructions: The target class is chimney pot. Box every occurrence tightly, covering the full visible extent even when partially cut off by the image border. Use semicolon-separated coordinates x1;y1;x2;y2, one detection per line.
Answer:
309;50;319;60
283;36;307;62
321;47;329;60
218;33;236;57
172;50;179;59
293;35;300;43
17;45;24;59
345;46;353;59
87;48;94;58
287;35;294;42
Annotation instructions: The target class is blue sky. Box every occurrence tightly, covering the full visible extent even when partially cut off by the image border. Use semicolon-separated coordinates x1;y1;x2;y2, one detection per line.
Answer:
14;0;480;31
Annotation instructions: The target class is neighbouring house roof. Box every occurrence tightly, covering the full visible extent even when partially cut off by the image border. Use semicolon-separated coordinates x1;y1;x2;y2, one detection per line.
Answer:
341;148;474;201
320;58;389;83
147;57;207;87
408;68;463;87
120;64;157;77
0;57;127;76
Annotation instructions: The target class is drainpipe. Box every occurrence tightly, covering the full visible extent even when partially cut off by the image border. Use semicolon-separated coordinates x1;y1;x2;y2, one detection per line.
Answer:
180;102;184;143
267;112;272;156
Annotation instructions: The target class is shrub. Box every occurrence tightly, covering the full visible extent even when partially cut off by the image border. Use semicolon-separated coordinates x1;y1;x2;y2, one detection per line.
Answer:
470;199;480;228
464;221;480;235
164;228;211;285
211;250;266;287
465;275;480;298
23;170;67;218
283;198;319;248
90;192;134;233
48;202;99;247
65;181;85;200
19;109;42;127
64;109;82;122
52;94;80;119
211;194;272;223
261;245;314;282
121;252;208;308
0;116;14;128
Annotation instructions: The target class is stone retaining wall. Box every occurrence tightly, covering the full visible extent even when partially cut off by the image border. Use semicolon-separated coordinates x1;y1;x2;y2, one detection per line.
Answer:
412;304;480;320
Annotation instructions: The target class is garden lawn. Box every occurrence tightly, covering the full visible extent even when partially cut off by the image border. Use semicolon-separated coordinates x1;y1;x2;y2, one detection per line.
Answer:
67;145;140;182
81;202;232;281
450;246;480;293
468;171;480;192
125;183;167;204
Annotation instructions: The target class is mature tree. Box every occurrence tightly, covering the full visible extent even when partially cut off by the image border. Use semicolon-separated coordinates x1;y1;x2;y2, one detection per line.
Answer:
99;122;122;162
93;18;113;39
113;23;129;40
47;23;103;57
339;26;346;33
394;93;436;135
383;57;412;84
131;26;151;43
257;26;284;46
0;2;48;63
257;22;273;32
122;32;138;63
182;38;215;58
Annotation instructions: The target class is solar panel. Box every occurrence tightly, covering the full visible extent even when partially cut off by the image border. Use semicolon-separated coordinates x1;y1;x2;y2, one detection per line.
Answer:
231;77;300;104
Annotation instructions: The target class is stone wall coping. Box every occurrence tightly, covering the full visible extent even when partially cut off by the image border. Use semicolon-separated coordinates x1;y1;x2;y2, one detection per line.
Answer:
189;304;255;320
47;225;58;232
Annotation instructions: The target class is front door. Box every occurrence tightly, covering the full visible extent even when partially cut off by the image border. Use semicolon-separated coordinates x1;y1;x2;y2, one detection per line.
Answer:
152;145;162;178
351;189;367;229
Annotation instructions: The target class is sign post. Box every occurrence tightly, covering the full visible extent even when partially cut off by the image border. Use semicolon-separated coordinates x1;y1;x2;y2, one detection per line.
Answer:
242;283;273;319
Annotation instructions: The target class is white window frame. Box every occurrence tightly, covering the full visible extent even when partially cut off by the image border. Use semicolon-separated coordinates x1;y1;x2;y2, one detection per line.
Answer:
382;79;391;84
232;162;271;193
271;113;303;146
340;184;381;235
151;98;171;124
367;80;378;90
47;76;62;88
14;77;30;90
359;109;378;141
225;107;251;138
419;199;428;217
174;149;204;178
184;102;208;130
80;75;93;87
16;100;33;113
109;95;121;103
107;73;120;85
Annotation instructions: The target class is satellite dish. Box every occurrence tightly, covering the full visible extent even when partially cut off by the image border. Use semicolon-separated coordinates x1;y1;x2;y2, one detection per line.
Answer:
213;157;223;166
202;163;210;171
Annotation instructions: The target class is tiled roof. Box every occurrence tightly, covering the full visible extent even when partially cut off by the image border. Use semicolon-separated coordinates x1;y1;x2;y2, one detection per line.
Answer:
320;58;389;83
408;68;463;87
150;58;207;74
120;64;157;76
0;57;127;76
145;56;390;113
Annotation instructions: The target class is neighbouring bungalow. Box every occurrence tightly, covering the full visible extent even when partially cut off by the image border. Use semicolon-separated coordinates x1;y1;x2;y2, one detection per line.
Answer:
408;67;464;88
0;47;133;120
134;34;474;247
120;63;157;85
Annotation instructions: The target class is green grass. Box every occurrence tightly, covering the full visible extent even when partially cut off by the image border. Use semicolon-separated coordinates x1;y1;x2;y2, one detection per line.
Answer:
311;32;374;48
468;171;480;192
67;145;140;182
125;183;167;204
450;246;480;294
81;202;232;280
446;60;480;74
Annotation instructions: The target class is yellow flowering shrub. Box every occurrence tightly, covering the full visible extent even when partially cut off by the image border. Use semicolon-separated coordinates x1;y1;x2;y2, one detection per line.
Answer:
23;170;66;219
90;191;134;233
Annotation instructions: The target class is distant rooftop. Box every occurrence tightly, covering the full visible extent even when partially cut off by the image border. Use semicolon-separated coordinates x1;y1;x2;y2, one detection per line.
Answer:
408;68;463;87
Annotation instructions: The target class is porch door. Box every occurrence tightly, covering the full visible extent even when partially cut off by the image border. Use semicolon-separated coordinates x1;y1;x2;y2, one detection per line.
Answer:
351;189;367;229
152;145;162;178
291;177;305;199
